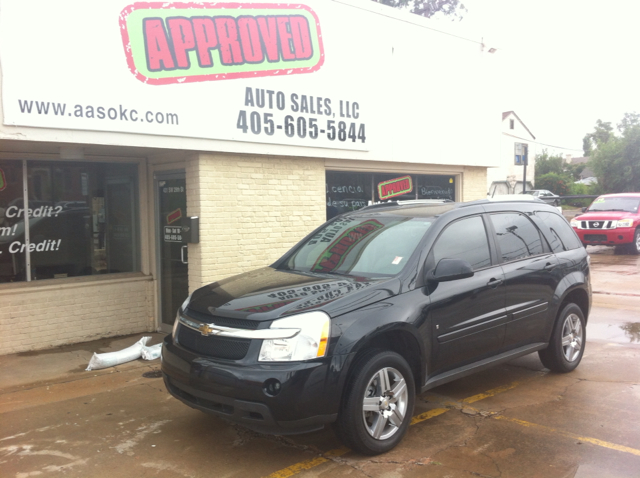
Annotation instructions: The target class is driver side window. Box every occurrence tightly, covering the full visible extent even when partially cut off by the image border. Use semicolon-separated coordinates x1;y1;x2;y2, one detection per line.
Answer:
432;216;491;270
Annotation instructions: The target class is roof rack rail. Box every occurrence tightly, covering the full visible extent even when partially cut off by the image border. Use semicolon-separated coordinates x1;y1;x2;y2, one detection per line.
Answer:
360;199;453;210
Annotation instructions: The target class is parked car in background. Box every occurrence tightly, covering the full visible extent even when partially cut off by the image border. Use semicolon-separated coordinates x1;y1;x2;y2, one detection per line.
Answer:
570;193;640;254
162;197;591;455
520;189;561;206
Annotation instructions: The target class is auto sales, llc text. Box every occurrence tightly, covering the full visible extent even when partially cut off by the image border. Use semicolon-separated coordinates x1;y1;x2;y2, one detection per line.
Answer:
238;87;367;144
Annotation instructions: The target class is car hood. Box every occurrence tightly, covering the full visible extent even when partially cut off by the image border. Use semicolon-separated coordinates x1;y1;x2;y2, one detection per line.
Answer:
574;211;638;221
187;267;401;322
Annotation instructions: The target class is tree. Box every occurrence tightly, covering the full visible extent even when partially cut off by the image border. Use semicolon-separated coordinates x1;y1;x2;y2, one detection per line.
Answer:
534;150;564;177
372;0;466;19
582;119;613;157
586;113;640;193
534;150;585;182
533;150;585;199
535;173;571;197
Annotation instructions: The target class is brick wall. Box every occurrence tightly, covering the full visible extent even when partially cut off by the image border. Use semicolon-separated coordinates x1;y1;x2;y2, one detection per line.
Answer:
0;276;154;355
187;153;326;290
462;166;488;201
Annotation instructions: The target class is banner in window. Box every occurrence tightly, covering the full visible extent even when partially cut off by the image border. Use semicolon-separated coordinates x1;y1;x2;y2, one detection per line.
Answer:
0;160;139;283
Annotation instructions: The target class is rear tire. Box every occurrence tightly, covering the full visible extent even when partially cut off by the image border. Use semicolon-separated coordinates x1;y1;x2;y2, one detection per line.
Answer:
538;303;586;373
334;350;415;455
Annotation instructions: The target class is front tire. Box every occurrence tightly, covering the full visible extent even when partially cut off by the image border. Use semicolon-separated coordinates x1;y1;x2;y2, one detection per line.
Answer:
630;228;640;255
335;350;415;455
538;303;586;373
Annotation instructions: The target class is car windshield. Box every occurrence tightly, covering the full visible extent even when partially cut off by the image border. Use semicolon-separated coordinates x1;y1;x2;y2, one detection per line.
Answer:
587;196;640;213
280;215;433;276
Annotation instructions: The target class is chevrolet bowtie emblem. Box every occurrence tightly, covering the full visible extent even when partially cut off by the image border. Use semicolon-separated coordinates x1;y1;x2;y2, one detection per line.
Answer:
198;323;215;336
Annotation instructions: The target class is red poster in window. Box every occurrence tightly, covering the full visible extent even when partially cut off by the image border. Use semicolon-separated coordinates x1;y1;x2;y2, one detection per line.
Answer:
167;208;182;225
0;168;6;191
378;175;413;200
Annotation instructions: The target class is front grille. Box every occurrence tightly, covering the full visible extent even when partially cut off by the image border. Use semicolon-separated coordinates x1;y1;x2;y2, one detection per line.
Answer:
584;234;608;242
581;220;615;230
177;325;251;360
185;307;260;330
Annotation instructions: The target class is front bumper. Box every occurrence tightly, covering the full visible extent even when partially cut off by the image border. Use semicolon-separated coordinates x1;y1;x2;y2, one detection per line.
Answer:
161;335;343;435
574;227;636;246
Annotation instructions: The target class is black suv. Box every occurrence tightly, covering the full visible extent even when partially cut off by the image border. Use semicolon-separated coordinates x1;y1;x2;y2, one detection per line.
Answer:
162;197;591;455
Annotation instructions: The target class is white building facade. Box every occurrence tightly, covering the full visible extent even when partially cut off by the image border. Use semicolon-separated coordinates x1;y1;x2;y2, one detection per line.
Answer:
487;111;538;195
0;0;500;354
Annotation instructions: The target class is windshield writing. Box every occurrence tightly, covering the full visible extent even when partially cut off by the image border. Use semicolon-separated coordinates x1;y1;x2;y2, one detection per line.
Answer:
282;216;432;276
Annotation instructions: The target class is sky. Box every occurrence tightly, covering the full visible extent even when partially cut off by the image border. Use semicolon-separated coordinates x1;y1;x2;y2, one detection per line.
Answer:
429;0;640;157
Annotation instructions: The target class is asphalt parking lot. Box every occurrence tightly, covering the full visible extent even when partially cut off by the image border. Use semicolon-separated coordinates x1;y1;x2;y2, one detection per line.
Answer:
1;246;639;478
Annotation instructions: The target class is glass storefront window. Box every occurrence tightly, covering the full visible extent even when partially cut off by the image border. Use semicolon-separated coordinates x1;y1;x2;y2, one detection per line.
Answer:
0;160;140;283
325;171;372;218
416;175;455;201
326;171;456;219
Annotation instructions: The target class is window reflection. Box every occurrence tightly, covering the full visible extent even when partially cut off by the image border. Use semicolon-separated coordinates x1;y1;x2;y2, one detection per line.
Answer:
0;160;139;283
490;213;543;262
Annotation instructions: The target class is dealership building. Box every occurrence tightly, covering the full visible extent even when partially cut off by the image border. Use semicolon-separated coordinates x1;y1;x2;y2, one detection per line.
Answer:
0;0;499;355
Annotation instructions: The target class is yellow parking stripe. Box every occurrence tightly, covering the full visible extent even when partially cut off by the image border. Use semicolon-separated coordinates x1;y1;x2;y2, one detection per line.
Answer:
266;448;350;478
495;416;640;457
409;407;449;425
266;456;330;478
462;381;521;404
264;381;520;478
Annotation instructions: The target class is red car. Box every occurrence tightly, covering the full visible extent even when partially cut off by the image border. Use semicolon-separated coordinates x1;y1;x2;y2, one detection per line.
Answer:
570;193;640;254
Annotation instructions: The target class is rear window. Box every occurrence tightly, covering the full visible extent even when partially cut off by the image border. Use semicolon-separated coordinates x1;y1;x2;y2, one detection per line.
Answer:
535;211;582;251
490;213;544;261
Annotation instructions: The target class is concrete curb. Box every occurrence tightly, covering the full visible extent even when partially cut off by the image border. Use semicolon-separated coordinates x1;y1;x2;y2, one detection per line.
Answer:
592;292;640;312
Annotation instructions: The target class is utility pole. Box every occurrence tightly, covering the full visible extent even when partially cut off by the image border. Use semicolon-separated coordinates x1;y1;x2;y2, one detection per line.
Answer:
515;143;529;193
522;144;528;194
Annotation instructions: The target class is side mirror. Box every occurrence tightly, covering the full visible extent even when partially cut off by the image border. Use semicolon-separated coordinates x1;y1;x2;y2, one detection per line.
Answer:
427;258;474;283
581;207;587;213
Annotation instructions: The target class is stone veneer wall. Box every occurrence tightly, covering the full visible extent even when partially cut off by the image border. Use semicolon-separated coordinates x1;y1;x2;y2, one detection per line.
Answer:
186;153;327;291
462;166;488;201
0;275;154;355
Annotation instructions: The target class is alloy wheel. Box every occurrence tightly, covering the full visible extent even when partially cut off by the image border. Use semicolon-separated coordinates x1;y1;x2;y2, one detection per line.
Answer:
561;313;583;362
361;367;409;440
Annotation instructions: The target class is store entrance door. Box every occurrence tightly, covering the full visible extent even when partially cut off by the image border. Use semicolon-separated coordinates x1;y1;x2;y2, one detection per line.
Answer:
155;172;188;330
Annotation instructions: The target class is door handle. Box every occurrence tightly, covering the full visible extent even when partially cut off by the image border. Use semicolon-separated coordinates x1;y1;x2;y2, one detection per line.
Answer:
487;278;503;288
181;245;188;265
544;263;556;271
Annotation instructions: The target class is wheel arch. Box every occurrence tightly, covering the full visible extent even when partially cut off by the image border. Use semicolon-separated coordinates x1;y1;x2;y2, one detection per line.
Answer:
558;286;590;324
552;266;591;321
338;325;425;402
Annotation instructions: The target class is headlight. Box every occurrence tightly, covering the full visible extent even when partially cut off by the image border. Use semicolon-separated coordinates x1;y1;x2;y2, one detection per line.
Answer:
616;219;634;228
570;219;579;228
172;294;192;338
259;311;330;362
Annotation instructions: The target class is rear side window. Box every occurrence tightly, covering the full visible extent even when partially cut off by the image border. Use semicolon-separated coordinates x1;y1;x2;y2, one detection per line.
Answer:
535;211;582;251
432;216;491;270
490;213;544;262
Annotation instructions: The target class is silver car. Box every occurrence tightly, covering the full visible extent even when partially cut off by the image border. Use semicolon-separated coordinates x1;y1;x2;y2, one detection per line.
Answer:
521;189;560;206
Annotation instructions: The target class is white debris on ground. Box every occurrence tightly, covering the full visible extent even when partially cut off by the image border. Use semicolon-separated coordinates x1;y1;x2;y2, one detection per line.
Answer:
86;337;161;371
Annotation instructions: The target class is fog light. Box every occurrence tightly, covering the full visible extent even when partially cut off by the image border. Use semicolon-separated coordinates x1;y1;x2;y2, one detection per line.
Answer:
619;235;624;240
263;378;282;397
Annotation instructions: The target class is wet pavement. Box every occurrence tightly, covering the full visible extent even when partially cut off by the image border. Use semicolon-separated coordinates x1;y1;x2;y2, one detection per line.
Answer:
1;249;639;478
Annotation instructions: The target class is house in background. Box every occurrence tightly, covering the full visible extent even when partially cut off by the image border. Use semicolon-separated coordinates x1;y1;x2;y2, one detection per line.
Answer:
568;156;598;185
487;111;537;196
